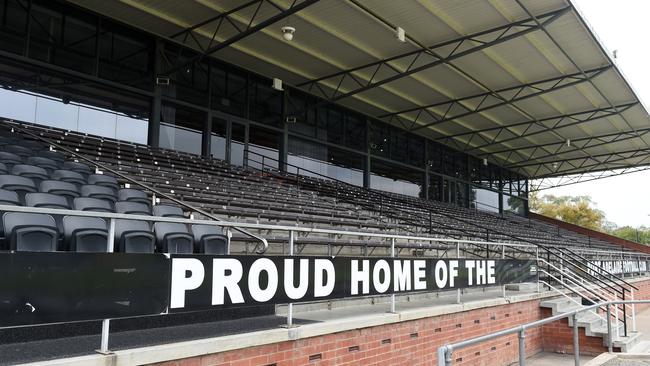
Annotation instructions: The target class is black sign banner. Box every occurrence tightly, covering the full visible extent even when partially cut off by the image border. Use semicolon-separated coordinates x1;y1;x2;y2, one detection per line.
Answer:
0;252;535;327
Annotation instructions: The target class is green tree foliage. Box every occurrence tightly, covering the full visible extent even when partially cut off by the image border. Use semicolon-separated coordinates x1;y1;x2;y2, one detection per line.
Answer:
609;226;650;245
528;192;606;231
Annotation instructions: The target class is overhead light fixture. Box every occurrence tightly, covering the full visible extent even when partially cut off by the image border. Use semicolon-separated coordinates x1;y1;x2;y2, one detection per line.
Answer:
566;139;571;147
483;158;488;166
552;162;559;170
395;26;406;43
281;26;295;41
272;78;283;91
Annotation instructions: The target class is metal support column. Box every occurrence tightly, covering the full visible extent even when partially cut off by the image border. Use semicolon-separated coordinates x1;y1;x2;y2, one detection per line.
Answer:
287;230;295;327
518;329;526;366
148;40;163;148
97;218;116;354
390;237;396;313
573;313;580;366
607;304;613;353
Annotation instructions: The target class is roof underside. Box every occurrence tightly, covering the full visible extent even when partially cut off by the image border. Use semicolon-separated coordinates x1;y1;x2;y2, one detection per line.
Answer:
66;0;650;179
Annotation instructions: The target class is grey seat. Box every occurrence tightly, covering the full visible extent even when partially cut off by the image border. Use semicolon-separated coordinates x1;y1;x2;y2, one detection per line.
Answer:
3;144;33;158
0;174;37;202
80;184;117;202
0;151;22;167
25;156;59;172
25;192;70;209
63;216;108;252
73;197;113;212
11;164;49;183
3;212;58;251
0;162;6;174
50;169;86;186
154;222;193;254
191;224;228;254
115;201;151;215
0;189;19;206
62;161;92;176
115;219;154;253
39;180;80;204
37;150;66;163
152;204;184;218
117;188;150;205
87;174;119;191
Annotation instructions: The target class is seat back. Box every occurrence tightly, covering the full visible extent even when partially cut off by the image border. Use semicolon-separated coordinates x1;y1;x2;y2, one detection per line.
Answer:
154;222;193;254
73;197;114;212
0;188;19;206
50;169;86;186
37;150;66;162
0;162;6;174
87;174;119;191
0;174;37;202
117;188;149;204
62;161;92;176
2;212;58;251
191;224;227;254
3;144;33;158
39;180;80;200
0;151;21;167
115;219;154;253
152;204;184;218
63;216;108;252
115;201;151;215
11;164;49;182
80;184;117;202
25;192;70;209
25;156;59;171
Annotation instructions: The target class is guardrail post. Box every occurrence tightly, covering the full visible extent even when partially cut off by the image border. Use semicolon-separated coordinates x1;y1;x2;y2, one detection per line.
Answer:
390;237;396;313
287;230;295;328
518;329;526;366
225;227;231;254
573;313;580;366
632;289;637;332
97;218;115;354
456;242;461;304
607;304;613;353
536;247;540;293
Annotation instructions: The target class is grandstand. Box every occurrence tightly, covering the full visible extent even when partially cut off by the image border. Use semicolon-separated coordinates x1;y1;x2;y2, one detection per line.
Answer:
0;0;650;365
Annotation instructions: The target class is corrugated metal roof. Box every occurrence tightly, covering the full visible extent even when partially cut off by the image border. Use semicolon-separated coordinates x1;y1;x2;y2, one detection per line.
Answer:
65;0;650;179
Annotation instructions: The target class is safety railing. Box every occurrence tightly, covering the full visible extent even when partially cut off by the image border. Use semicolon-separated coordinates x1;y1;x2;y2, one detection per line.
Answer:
437;300;650;366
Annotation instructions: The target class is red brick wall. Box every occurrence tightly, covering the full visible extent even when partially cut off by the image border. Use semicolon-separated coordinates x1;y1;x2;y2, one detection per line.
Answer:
150;300;544;366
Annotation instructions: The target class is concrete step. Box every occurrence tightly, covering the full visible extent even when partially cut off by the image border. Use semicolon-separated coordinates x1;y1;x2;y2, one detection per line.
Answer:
627;338;650;353
612;332;642;352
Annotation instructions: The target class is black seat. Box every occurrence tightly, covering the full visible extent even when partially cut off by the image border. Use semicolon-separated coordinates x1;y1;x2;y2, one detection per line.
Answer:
115;201;151;215
80;184;117;202
0;174;37;202
63;216;108;252
117;188;150;205
25;156;59;172
62;161;92;176
87;174;119;191
11;164;49;183
115;219;154;253
25;192;70;209
2;212;58;251
39;180;80;204
3;144;33;158
73;197;114;212
152;204;184;218
0;151;22;167
191;224;228;254
20;139;46;150
154;222;193;254
37;150;66;162
50;169;86;186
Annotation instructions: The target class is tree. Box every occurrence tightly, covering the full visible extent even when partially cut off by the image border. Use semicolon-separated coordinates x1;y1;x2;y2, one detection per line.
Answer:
529;192;606;231
610;226;650;245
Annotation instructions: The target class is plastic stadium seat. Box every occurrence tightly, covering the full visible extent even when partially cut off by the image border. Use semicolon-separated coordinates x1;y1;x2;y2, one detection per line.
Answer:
87;174;119;191
39;180;80;202
0;189;19;206
80;184;117;202
115;219;154;253
63;216;108;252
191;224;228;254
50;169;86;186
0;151;22;167
0;163;6;174
73;197;114;212
2;212;58;251
152;204;184;218
11;164;49;182
62;161;92;176
154;222;193;254
25;192;70;210
0;174;37;201
37;150;66;162
115;201;151;215
25;156;59;171
117;188;150;205
3;144;33;158
20;139;46;150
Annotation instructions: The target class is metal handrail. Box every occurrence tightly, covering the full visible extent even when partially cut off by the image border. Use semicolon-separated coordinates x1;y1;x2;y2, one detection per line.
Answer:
438;300;650;366
0;120;270;253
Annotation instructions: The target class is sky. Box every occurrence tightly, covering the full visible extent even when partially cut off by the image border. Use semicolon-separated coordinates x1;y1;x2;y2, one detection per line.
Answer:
537;0;650;228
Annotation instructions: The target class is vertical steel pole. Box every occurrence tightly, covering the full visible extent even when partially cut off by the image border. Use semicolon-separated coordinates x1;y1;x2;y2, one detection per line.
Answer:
632;289;637;332
390;237;396;313
225;227;231;254
519;329;526;366
607;304;613;353
98;218;115;354
456;242;461;304
287;230;294;327
573;313;580;366
445;346;453;366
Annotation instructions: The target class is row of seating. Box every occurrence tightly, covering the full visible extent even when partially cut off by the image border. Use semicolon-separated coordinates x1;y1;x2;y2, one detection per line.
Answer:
3;211;227;254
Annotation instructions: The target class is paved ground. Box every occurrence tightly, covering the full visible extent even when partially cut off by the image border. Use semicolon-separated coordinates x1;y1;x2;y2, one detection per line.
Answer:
527;352;594;366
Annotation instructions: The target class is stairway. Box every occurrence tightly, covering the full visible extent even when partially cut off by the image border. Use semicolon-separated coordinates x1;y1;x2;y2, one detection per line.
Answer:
540;297;642;353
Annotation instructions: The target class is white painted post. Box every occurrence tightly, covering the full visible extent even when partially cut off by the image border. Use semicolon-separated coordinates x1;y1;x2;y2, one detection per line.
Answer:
98;218;115;354
390;238;396;313
632;288;637;333
287;230;294;327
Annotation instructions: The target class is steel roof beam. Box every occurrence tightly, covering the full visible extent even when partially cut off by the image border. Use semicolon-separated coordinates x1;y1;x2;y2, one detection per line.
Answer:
296;6;570;103
531;166;650;191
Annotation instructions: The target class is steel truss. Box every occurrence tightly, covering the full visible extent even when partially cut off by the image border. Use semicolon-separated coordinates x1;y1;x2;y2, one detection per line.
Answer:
297;6;571;104
531;165;650;191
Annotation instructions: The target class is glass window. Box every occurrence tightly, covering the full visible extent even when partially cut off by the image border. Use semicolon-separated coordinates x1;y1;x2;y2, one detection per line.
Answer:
78;106;117;137
159;103;204;155
35;97;78;130
249;76;282;126
287;137;364;186
370;159;423;197
115;115;148;144
248;126;280;170
503;195;526;216
211;63;248;118
470;188;500;213
210;117;227;161
0;88;37;122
